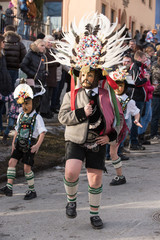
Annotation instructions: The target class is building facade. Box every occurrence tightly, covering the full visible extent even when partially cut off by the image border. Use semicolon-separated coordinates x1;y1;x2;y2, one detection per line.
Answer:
0;0;157;39
43;0;156;37
155;0;160;41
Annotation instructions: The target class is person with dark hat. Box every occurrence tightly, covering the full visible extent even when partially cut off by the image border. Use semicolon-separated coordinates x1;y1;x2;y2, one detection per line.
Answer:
50;13;128;229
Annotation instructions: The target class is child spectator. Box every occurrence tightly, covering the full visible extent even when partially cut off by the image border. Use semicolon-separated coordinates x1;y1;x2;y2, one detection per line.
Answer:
4;2;15;27
0;92;21;145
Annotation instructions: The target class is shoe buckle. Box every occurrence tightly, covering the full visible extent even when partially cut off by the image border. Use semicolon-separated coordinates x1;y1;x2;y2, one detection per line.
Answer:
114;176;120;181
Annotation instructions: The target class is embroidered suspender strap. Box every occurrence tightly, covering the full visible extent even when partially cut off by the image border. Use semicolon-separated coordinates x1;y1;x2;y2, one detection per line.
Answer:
119;97;130;113
28;113;37;147
17;112;25;141
17;112;37;149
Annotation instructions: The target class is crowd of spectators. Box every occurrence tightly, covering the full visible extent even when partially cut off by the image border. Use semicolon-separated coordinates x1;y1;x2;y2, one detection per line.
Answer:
109;28;160;161
0;1;40;40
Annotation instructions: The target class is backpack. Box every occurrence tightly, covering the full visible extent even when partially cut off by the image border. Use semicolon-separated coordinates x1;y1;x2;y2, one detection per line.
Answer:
20;0;28;12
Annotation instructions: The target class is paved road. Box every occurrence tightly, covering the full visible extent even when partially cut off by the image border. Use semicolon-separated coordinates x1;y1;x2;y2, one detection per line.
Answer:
1;143;160;240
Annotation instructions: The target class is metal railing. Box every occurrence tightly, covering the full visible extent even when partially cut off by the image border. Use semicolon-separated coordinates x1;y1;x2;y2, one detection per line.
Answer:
0;11;51;40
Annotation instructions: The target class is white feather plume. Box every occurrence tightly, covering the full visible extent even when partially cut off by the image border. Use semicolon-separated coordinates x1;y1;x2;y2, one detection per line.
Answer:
48;13;129;70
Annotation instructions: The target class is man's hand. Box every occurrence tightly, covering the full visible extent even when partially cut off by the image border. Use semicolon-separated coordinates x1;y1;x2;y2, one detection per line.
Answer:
84;103;92;117
96;135;110;145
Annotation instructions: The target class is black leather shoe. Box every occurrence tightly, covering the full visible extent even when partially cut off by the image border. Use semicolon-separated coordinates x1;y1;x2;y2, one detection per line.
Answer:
0;186;12;196
24;190;37;200
90;216;103;229
66;202;77;218
110;176;126;186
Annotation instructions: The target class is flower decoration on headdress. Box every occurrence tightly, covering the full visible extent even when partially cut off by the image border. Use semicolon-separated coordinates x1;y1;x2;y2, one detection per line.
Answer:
49;13;129;73
109;66;135;86
109;68;128;81
14;84;34;104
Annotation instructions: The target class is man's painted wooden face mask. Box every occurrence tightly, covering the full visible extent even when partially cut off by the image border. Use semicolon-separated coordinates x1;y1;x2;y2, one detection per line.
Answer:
79;70;99;89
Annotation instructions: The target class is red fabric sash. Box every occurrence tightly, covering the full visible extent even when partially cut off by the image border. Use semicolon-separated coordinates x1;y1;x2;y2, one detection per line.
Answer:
71;74;81;111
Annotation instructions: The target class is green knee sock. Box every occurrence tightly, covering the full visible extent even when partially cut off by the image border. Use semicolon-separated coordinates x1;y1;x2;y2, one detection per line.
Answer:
7;167;16;190
88;185;103;216
64;177;79;202
25;171;35;192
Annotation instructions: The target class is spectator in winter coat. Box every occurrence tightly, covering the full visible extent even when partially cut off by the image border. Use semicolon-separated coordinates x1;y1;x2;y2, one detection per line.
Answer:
128;39;142;59
137;57;154;145
134;30;141;45
3;25;27;88
4;2;15;27
20;38;46;86
20;39;47;114
0;5;5;34
41;35;59;118
0;34;13;135
17;0;28;37
24;0;37;40
145;46;157;67
150;50;160;143
129;50;149;150
145;29;157;43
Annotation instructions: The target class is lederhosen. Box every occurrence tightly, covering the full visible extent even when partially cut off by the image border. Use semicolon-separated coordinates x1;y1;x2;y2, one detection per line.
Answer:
11;112;37;166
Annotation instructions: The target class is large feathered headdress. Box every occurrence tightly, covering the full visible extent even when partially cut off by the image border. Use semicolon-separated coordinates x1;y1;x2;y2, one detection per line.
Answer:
50;13;129;126
50;13;129;73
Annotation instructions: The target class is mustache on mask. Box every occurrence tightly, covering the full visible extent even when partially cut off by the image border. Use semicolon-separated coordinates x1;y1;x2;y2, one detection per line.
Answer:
81;79;92;85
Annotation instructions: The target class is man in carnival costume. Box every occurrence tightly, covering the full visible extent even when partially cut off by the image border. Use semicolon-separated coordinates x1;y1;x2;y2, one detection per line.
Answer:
51;13;128;229
0;79;47;200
